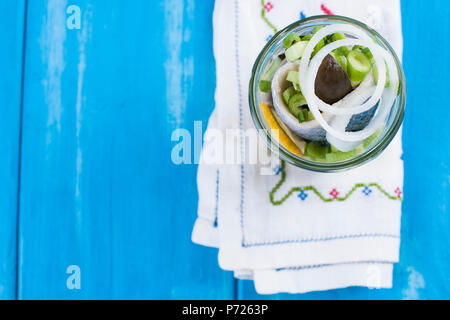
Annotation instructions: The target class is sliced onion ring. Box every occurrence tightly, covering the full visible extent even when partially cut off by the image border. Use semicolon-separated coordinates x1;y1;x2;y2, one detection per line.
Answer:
307;38;387;115
299;23;377;88
306;54;397;142
327;83;376;152
298;24;399;142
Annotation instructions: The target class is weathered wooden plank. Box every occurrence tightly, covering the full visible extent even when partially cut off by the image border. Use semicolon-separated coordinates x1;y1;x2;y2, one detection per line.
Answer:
238;0;450;299
0;0;26;300
395;0;450;300
18;0;234;299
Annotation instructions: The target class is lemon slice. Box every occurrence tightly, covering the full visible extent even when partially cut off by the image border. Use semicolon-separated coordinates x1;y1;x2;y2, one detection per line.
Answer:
260;102;304;157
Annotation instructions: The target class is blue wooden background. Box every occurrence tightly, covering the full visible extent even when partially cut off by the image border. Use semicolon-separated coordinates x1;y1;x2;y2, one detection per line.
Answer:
0;0;448;300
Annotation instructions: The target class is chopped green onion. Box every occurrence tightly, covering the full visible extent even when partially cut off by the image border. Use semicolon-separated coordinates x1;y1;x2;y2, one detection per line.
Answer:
362;48;373;60
286;71;302;92
347;50;372;82
285;41;309;62
297;109;306;123
259;80;271;93
325;144;365;162
355;145;365;155
325;150;356;162
307;110;315;121
312;38;325;58
288;93;307;118
283;33;301;49
264;57;282;79
305;141;330;160
302;34;313;41
329;33;349;55
330;145;340;153
323;33;337;44
302;109;309;121
335;46;350;56
331;32;346;41
282;86;297;105
353;45;374;60
286;71;299;85
330;51;348;73
350;79;362;88
312;26;323;34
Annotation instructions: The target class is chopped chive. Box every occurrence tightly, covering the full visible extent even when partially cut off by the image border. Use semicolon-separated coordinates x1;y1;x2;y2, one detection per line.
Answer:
286;71;302;92
259;80;271;93
264;57;282;79
325;150;356;162
347;50;372;82
331;32;346;41
307;110;315;121
305;141;330;160
285;41;309;62
330;145;339;153
288;93;307;118
302;109;309;121
312;38;325;58
312;26;323;34
282;86;297;105
335;46;350;56
297;109;306;123
286;71;299;85
353;45;373;60
330;51;348;73
283;33;301;49
350;79;362;88
302;34;313;41
362;48;373;60
329;33;347;50
293;82;301;91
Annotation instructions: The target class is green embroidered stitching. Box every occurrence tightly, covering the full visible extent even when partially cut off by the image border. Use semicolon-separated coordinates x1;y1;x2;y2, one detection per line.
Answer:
261;0;278;33
270;161;402;205
369;183;402;201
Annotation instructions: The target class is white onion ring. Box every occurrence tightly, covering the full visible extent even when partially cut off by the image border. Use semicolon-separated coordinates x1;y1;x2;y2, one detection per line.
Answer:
307;38;387;115
353;52;398;136
333;71;375;109
327;83;376;151
298;23;399;142
299;23;377;87
321;54;398;142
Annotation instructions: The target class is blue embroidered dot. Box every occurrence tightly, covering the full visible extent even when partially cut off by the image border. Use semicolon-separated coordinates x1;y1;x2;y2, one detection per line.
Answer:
298;190;308;201
362;186;372;196
266;34;273;42
300;11;306;20
273;165;282;175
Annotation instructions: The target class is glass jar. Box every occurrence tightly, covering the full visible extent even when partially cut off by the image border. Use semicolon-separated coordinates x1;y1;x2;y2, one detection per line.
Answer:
249;15;406;172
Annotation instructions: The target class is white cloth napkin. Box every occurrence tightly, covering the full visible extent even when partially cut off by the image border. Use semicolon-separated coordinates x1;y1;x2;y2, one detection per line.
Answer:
193;0;404;294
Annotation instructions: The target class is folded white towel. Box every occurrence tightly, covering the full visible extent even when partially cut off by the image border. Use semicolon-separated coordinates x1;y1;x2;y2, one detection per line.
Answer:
193;0;404;294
